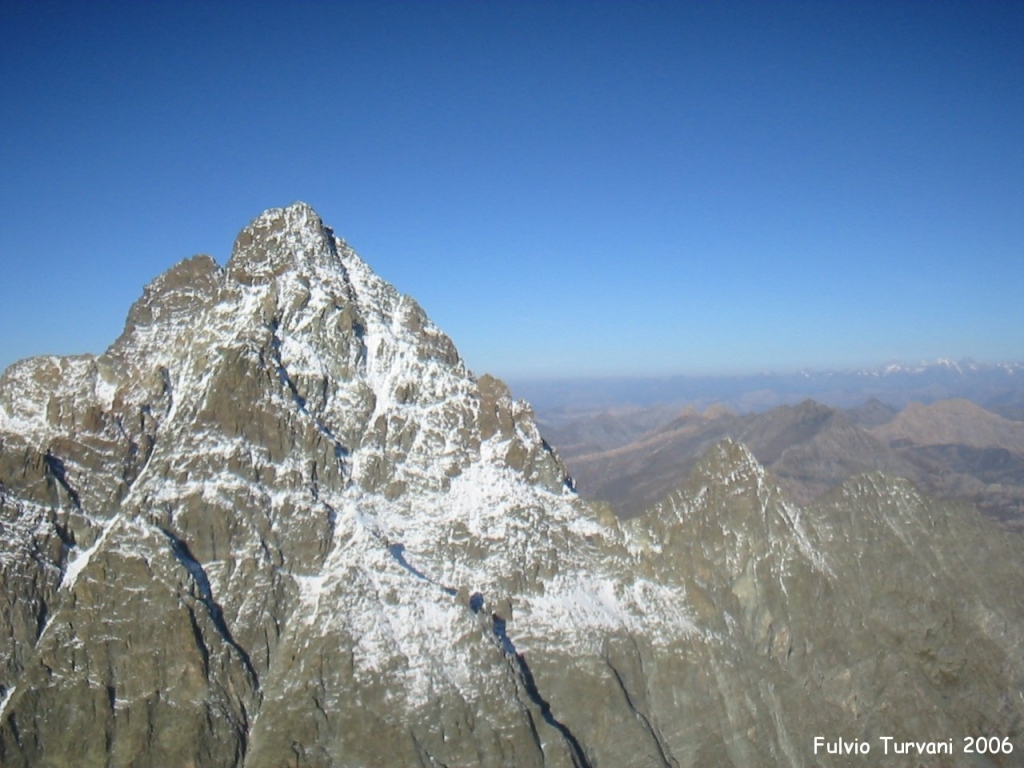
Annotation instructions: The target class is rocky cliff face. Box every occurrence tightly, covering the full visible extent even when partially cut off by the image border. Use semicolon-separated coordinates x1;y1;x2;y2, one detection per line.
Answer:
1;203;1022;767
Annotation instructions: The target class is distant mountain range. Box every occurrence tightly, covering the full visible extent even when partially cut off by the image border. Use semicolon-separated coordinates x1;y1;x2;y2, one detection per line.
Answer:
546;396;1024;531
526;359;1024;529
512;358;1024;421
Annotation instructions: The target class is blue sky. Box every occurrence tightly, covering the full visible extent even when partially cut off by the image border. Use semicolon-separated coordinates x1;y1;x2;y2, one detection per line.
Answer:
1;1;1021;379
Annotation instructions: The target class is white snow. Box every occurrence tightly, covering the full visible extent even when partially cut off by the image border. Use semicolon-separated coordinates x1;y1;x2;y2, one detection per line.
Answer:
62;513;122;590
0;686;15;720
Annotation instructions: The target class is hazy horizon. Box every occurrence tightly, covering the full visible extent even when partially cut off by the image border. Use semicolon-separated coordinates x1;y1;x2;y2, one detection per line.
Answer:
2;2;1021;379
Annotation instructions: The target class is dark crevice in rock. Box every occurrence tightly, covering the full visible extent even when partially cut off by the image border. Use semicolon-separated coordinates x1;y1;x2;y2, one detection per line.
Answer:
377;529;589;763
604;659;676;768
161;527;259;689
490;613;517;656
268;321;349;478
352;321;368;367
51;517;75;550
494;617;591;768
34;600;48;643
372;527;456;596
466;594;591;768
9;711;21;747
159;366;172;396
187;605;211;678
323;502;337;551
388;543;430;582
270;331;307;411
158;366;174;417
114;415;131;443
387;541;457;596
376;527;589;765
42;451;80;510
410;728;449;768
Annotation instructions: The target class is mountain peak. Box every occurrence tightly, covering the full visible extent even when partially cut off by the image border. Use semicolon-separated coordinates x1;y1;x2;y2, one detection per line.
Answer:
227;201;339;285
700;437;767;485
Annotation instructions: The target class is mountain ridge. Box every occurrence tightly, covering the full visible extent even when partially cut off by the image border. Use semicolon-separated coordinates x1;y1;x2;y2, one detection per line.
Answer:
553;393;1024;530
514;358;1024;422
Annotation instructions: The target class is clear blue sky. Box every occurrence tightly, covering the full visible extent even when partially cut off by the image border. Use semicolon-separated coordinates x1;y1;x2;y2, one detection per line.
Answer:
2;1;1021;379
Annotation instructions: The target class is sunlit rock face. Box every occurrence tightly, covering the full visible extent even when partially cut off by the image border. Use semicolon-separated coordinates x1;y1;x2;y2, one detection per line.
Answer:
1;203;1022;767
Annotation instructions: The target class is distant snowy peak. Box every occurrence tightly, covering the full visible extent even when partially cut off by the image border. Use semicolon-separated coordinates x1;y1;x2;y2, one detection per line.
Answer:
866;358;1021;377
777;358;1021;379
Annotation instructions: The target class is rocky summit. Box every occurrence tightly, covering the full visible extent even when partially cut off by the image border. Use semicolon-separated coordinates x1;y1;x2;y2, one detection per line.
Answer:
1;203;1022;767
